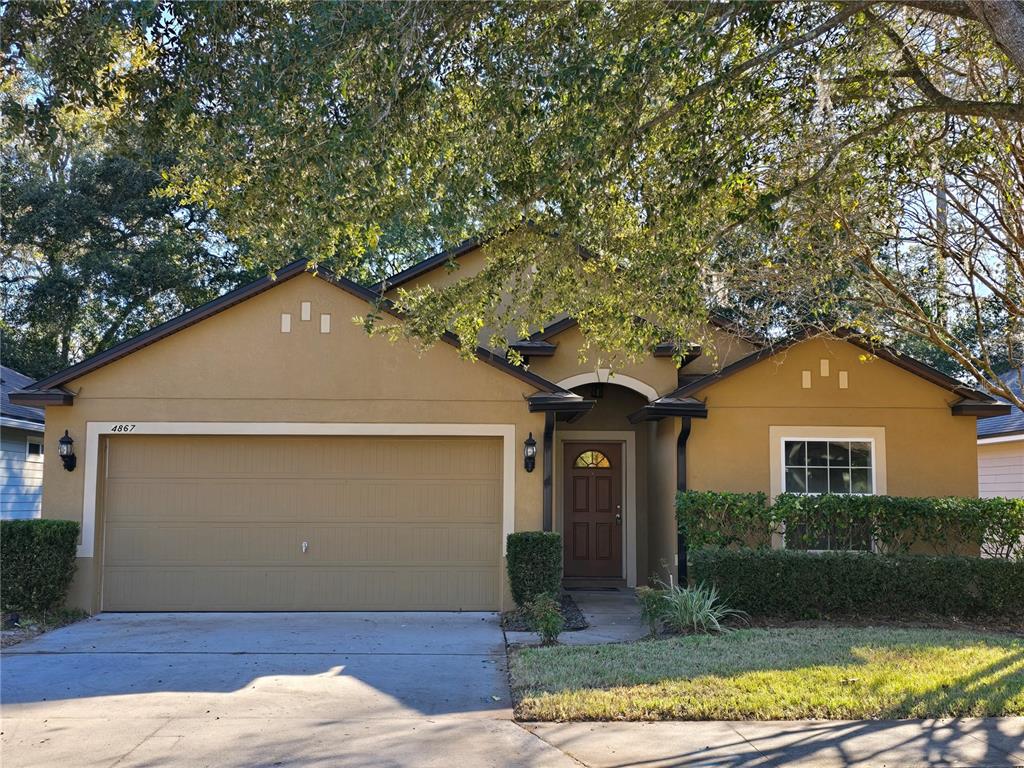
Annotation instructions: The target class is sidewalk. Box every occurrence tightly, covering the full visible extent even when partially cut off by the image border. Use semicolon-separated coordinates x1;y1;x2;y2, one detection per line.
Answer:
506;588;646;646
522;718;1024;767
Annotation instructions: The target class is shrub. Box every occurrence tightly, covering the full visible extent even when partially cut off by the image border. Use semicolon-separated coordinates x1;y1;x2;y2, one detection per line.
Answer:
677;490;772;549
526;592;565;644
506;531;562;607
678;491;1024;558
655;583;747;634
635;586;665;636
1;519;80;615
690;547;1024;619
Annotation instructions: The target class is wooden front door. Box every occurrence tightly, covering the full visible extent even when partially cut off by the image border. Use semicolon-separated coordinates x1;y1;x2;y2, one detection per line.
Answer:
563;442;623;578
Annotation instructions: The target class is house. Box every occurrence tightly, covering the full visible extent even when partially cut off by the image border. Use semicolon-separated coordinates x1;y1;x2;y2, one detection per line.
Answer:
10;242;1009;613
977;368;1023;499
2;365;45;519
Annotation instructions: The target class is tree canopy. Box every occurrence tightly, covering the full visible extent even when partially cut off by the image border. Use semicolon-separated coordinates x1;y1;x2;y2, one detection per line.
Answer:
2;1;1022;405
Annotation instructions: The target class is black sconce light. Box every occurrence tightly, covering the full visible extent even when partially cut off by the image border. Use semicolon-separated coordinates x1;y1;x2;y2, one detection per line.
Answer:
58;430;76;472
523;432;537;473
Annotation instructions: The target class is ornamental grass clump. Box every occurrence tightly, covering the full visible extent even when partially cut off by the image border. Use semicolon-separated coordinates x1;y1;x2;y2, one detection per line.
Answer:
658;583;747;635
635;582;747;635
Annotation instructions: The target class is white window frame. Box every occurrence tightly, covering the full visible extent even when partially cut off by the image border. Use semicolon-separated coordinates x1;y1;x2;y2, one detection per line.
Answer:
768;426;887;551
25;435;44;462
780;437;877;498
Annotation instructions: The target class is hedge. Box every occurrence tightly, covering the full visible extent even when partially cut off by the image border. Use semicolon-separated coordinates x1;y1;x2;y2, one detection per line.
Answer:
678;490;1024;558
690;547;1024;619
506;531;562;607
1;519;80;615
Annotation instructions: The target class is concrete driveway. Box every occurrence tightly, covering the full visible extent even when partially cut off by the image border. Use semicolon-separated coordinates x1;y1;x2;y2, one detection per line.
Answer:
1;612;574;768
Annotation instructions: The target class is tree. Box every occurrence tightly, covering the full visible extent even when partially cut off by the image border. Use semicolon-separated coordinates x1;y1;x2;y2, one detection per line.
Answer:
3;1;1022;405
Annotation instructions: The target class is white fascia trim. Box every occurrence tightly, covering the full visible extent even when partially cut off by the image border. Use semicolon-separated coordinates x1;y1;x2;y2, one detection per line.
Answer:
557;370;659;402
555;429;638;587
978;433;1024;445
79;421;517;559
1;416;45;433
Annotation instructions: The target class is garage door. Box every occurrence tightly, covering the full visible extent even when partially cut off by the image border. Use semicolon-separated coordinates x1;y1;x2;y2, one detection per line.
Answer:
101;435;502;611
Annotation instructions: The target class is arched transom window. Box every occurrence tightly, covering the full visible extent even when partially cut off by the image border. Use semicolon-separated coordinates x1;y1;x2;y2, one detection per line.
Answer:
574;450;611;469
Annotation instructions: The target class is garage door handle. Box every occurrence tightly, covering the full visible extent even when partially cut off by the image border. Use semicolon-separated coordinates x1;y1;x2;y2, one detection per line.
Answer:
302;541;310;554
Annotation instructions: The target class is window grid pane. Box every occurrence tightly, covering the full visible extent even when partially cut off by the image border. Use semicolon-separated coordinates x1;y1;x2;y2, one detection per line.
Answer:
784;439;872;495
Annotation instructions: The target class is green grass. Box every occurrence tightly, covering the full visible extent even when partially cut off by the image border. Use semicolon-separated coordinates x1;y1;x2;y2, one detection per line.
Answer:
510;627;1024;721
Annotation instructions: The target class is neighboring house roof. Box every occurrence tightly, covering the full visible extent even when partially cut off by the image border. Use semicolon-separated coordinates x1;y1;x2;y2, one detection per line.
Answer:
1;366;45;431
977;368;1024;439
631;328;1009;423
10;259;579;409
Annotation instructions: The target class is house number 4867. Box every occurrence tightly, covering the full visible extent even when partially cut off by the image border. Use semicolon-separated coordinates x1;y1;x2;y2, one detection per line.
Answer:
110;424;136;432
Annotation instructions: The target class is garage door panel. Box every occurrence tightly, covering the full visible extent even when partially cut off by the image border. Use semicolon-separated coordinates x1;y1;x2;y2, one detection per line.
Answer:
106;480;501;525
104;566;498;611
106;436;502;481
101;435;502;610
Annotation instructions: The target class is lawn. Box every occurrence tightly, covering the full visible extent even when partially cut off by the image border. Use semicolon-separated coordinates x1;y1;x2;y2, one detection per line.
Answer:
510;627;1024;721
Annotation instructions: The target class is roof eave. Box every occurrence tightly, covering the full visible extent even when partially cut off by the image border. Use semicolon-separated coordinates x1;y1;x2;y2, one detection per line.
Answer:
8;389;75;407
952;400;1012;418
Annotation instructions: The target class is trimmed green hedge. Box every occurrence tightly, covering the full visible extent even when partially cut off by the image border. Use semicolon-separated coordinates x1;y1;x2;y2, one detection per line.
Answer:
507;532;562;607
1;519;80;615
691;547;1024;619
678;490;1024;557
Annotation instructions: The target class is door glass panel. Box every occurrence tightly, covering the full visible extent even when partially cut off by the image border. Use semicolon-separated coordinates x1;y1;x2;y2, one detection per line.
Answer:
575;450;611;468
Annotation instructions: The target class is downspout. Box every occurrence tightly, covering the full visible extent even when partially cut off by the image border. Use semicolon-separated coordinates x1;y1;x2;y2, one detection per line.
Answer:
542;411;555;532
676;416;692;586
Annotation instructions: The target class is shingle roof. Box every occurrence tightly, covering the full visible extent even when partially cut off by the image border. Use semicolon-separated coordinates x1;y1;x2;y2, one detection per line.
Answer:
1;366;45;427
977;368;1024;438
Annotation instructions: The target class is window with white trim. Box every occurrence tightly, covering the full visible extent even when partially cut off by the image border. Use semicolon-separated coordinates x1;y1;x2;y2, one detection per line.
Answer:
784;440;873;495
26;437;44;461
783;439;874;551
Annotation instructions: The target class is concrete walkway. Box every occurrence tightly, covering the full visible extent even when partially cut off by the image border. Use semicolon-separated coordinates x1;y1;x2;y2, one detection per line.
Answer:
525;718;1024;767
505;588;647;646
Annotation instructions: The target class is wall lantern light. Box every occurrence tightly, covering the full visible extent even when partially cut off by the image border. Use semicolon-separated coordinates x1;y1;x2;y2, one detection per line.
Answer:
523;432;537;473
58;430;76;472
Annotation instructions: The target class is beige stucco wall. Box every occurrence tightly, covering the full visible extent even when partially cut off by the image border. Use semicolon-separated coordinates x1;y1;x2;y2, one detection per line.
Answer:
686;338;980;499
647;416;680;586
39;273;546;613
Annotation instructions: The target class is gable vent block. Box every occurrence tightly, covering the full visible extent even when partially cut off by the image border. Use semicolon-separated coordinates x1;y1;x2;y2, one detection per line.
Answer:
801;370;812;389
820;359;830;377
301;301;311;321
839;371;849;389
281;313;292;333
320;314;331;334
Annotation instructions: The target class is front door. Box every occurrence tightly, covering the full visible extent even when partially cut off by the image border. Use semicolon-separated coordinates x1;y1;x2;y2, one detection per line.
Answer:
563;442;623;578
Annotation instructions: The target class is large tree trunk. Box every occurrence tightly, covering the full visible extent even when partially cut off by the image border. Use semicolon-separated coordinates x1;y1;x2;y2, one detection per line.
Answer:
967;0;1024;75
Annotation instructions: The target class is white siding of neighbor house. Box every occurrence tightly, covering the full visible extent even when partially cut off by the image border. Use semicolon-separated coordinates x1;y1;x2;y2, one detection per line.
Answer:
978;440;1024;499
1;427;44;519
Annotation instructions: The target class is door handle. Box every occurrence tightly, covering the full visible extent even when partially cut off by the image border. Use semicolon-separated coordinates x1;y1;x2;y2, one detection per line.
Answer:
615;513;622;525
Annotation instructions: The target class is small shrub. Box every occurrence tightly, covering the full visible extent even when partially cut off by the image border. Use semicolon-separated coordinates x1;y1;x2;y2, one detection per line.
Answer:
526;592;565;644
1;519;80;615
658;583;747;634
635;586;664;636
507;532;562;607
690;547;1024;619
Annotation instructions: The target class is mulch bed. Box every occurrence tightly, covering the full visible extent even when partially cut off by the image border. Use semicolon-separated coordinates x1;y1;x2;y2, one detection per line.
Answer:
501;593;589;632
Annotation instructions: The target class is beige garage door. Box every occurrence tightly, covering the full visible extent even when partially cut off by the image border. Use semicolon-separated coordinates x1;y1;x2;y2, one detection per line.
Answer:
101;435;502;611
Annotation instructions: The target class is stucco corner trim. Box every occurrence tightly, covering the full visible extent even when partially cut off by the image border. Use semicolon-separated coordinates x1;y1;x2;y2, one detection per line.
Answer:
557;370;659;402
79;421;517;559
